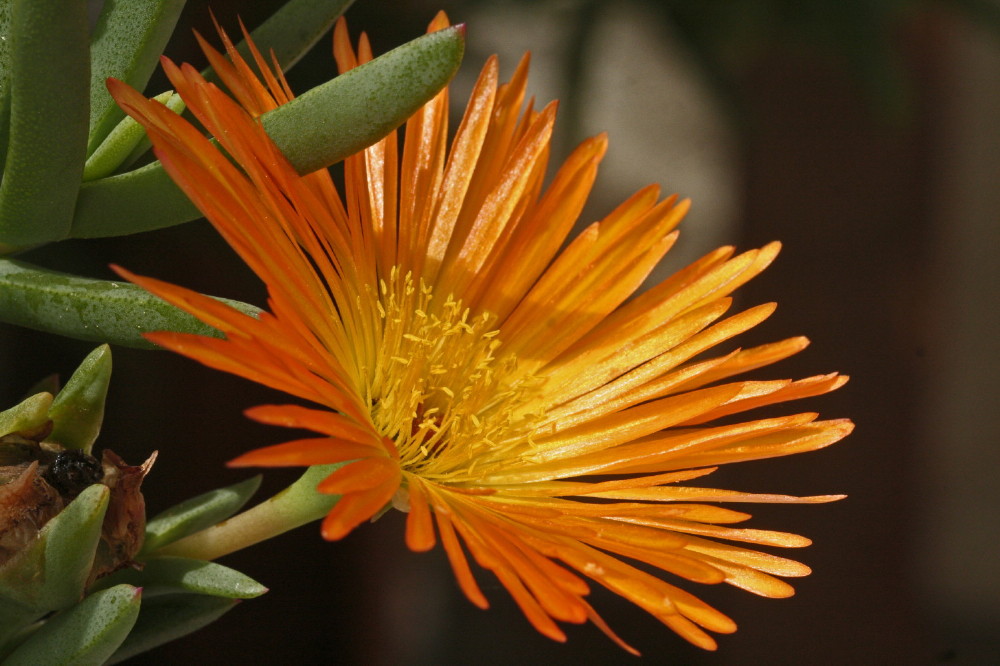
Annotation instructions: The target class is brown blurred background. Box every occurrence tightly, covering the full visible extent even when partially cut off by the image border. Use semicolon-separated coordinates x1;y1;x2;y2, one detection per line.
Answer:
3;0;999;663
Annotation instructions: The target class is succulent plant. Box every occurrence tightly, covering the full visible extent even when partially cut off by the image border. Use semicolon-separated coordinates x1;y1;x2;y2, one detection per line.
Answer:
0;346;270;663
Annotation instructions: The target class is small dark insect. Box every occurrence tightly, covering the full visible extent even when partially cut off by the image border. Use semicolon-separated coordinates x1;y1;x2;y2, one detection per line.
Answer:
42;450;104;497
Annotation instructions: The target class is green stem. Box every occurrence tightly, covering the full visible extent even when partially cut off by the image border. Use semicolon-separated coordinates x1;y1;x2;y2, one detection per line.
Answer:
155;464;340;561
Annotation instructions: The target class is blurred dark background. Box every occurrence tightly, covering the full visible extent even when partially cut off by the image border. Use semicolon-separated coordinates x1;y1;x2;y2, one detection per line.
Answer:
3;0;999;663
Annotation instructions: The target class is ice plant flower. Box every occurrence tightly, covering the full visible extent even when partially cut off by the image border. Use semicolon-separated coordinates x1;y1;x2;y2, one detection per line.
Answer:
108;15;852;653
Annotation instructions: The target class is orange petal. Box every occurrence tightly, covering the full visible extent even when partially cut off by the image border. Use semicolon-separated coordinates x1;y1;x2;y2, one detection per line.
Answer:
405;478;436;552
243;404;378;445
320;470;401;541
316;457;398;495
433;505;490;609
227;438;381;467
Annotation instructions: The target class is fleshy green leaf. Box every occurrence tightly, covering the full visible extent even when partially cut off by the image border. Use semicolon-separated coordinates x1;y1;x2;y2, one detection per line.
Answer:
0;484;110;611
0;0;90;250
263;24;466;174
46;345;112;453
107;593;237;664
0;258;262;348
141;475;262;555
0;391;52;438
2;584;141;666
84;91;182;181
69;26;465;238
93;556;267;599
88;0;186;155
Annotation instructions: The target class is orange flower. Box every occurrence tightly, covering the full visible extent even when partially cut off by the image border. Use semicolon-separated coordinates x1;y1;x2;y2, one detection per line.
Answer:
109;14;852;653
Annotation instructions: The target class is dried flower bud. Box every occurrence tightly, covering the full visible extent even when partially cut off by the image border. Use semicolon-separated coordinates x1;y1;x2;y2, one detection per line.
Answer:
89;450;156;583
0;461;63;567
0;424;155;581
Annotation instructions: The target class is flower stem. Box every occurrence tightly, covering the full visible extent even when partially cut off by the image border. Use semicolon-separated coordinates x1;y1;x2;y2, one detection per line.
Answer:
155;464;340;561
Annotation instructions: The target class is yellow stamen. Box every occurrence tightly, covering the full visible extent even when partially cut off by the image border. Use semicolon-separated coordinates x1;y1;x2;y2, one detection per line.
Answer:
365;269;544;481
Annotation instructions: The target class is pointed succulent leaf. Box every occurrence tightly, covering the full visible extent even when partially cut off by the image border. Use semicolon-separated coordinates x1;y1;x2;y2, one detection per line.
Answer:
93;556;267;599
0;0;90;251
41;484;111;609
0;484;109;610
0;258;262;348
2;584;141;666
205;0;355;82
141;475;262;555
88;0;186;155
69;26;465;238
84;91;182;181
107;593;237;664
0;391;52;438
46;345;111;453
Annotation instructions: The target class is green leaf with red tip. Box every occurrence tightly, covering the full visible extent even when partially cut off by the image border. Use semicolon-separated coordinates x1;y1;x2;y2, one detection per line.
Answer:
2;584;141;666
46;345;112;453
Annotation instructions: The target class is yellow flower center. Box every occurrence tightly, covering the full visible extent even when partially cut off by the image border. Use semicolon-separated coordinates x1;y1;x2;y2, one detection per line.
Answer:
364;268;543;483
